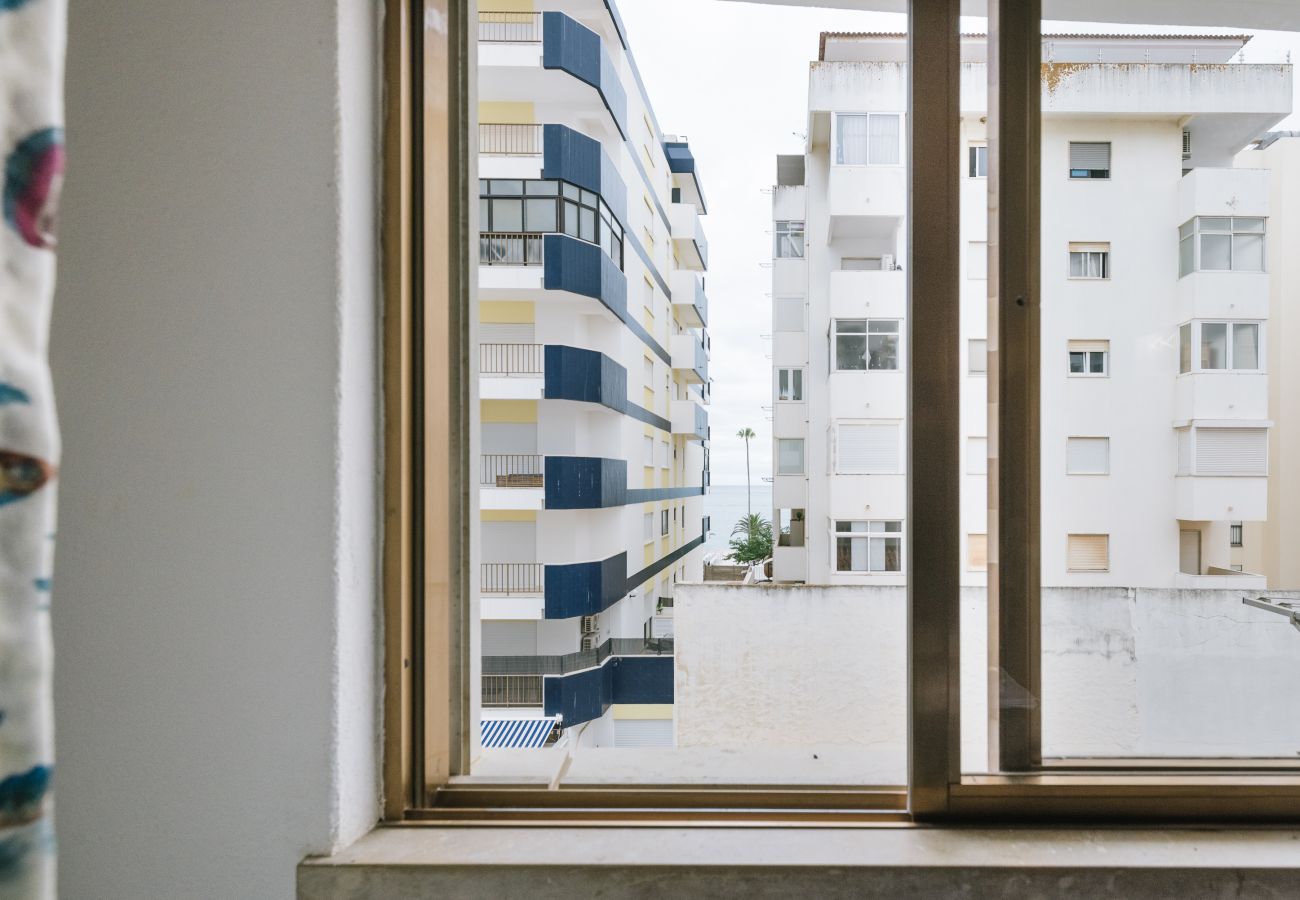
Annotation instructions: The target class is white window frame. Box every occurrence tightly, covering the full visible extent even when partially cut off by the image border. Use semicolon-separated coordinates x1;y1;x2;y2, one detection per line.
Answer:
1067;341;1109;377
660;439;670;469
1067;141;1111;179
660;509;669;537
968;144;988;178
832;519;904;574
1066;436;1110;476
1179;216;1267;278
832;318;902;372
776;438;805;476
1178;321;1263;374
774;220;805;259
1068;243;1110;280
642;512;654;544
776;367;805;402
832;112;903;167
643;435;655;467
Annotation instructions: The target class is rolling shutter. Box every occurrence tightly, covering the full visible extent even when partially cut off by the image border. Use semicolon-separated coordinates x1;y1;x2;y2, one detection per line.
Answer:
480;323;534;343
1067;534;1109;572
613;718;673;748
1069;141;1110;171
838;423;899;474
1195;428;1267;476
1066;437;1109;474
1067;339;1108;354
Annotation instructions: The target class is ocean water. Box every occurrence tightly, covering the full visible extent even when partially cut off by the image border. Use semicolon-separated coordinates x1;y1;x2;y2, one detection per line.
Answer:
703;483;773;557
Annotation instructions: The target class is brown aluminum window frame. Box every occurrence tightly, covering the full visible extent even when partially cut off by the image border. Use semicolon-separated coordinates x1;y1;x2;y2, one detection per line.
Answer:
383;0;1300;825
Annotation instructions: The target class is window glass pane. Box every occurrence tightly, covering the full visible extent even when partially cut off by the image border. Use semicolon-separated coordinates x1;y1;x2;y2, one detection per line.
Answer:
837;319;866;333
868;536;887;571
578;206;596;242
1069;252;1083;277
1089;351;1105;374
969;339;987;374
868;113;900;165
867;331;899;370
561;182;580;200
480;197;490;227
777;439;804;474
1200;233;1231;270
1233;216;1266;233
1233;233;1264;271
491;198;522;231
792;369;803;400
524;197;557;232
1069;350;1086;374
1233;323;1259;369
525;180;559;195
580;189;599;206
1179;235;1194;277
836;334;867;370
778;368;789;399
836;114;867;165
1179;323;1192;374
491;179;524;195
1201;322;1228;369
1199;216;1231;231
562;201;579;236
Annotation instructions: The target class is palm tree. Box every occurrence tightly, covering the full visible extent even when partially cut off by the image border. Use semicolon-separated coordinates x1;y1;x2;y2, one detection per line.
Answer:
736;427;755;517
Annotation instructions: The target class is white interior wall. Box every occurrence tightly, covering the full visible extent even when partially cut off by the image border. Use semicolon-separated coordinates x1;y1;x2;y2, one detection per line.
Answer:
50;2;381;898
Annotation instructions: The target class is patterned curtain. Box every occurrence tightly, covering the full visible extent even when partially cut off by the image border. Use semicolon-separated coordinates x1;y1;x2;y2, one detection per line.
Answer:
1;0;65;895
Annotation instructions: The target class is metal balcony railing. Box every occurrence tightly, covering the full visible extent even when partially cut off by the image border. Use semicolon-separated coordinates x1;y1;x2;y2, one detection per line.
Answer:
481;562;544;594
481;674;545;708
479;232;543;266
480;454;543;487
478;11;541;43
479;123;543;156
480;343;543;376
482;637;674;677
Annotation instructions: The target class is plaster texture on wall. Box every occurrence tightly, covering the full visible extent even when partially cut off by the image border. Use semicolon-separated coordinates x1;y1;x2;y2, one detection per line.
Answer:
50;1;381;897
676;583;1300;779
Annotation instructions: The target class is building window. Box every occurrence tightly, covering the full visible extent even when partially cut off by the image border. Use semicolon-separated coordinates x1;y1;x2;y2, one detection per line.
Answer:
968;339;987;375
967;437;987;475
479;178;624;269
1178;321;1261;374
1068;141;1110;179
643;512;654;543
968;533;988;571
836;422;900;474
776;367;804;401
968;145;988;178
661;440;670;469
661;509;669;536
643;435;654;466
777;509;805;547
967;241;988;279
1230;522;1244;547
834;319;899;371
834;112;901;166
1068;243;1110;279
1067;534;1110;572
774;220;805;259
1179;216;1266;277
776;438;804;475
1067;340;1109;376
1179;427;1268;477
834;520;903;573
1066;437;1110;475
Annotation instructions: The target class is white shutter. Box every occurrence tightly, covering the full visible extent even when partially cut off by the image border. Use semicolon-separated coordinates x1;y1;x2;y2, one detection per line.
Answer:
1067;534;1109;572
1068;339;1108;354
838;423;899;474
1066;437;1109;475
1195;428;1267;476
480;323;534;343
1069;141;1110;170
613;718;674;749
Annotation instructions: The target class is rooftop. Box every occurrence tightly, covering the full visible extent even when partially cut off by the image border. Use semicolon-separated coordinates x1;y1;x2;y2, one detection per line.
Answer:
820;31;1252;63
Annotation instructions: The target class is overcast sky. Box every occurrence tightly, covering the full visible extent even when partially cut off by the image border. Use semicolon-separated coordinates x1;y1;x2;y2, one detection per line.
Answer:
615;0;1300;485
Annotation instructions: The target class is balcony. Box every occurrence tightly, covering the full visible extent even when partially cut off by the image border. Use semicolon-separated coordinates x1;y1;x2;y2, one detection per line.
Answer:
772;545;807;583
479;343;544;400
481;562;545;596
1175;271;1269;322
664;139;708;214
543;653;674;726
668;201;708;271
1175;475;1267;522
670;332;708;384
669;269;708;328
478;233;628;322
670;398;708;441
1174;372;1268;422
827;165;905;240
828;268;905;320
1178;167;1269;223
484;637;674;677
477;11;628;140
481;674;545;708
480;454;545;510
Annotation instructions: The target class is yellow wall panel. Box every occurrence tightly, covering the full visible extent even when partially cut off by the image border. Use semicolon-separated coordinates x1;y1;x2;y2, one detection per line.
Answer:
481;399;538;423
478;100;535;124
613;704;674;720
481;510;538;522
479;300;535;323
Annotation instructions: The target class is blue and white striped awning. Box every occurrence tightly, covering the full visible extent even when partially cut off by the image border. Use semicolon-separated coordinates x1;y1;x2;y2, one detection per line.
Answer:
481;716;557;749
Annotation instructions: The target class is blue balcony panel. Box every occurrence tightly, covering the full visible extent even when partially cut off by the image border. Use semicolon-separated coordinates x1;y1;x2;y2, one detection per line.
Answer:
541;125;627;225
545;456;627;509
543;655;673;725
541;12;628;139
664;140;708;215
544;551;627;619
543;345;669;431
542;234;627;320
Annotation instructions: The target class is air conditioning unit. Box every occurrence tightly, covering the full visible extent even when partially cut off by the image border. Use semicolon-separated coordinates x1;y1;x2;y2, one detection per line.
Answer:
580;614;598;635
1182;130;1192;160
580;634;596;651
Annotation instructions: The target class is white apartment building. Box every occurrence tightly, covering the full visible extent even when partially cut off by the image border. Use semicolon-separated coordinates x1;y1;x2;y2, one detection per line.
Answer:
770;33;1290;589
474;0;710;749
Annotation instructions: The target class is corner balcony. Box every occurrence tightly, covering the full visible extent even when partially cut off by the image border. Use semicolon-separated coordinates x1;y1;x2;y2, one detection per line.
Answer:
1178;167;1269;224
669;269;708;328
670;398;708;441
477;11;627;140
1175;271;1269;322
827;165;905;241
664;139;707;214
668;201;708;271
479;343;544;400
828;268;905;320
1174;372;1268;423
670;331;708;384
478;232;628;322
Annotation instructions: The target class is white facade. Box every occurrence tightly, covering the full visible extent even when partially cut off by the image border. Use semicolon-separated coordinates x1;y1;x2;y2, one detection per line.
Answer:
771;33;1291;588
476;0;710;746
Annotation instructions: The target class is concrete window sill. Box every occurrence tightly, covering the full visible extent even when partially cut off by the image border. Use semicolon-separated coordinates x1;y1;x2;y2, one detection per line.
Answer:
298;824;1300;899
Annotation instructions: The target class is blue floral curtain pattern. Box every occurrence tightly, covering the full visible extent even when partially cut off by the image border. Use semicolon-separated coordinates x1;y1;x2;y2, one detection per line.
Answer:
0;0;65;895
